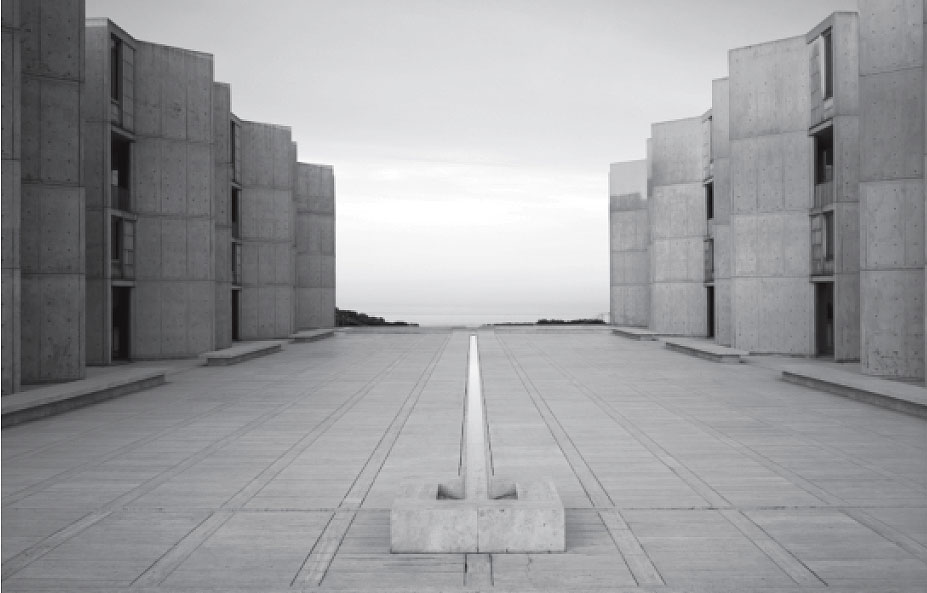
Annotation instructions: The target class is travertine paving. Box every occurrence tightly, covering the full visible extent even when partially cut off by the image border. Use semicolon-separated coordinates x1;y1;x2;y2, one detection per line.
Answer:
2;330;926;592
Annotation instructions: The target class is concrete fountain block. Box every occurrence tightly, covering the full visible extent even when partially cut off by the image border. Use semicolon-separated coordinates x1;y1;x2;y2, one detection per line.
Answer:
390;478;565;553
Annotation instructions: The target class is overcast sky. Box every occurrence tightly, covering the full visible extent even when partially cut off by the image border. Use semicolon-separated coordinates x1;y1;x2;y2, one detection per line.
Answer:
87;0;858;325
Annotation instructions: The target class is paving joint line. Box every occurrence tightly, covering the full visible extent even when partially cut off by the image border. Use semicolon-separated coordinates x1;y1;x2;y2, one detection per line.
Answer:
720;508;827;587
520;337;730;508
493;334;613;508
841;507;927;561
598;509;665;587
296;333;455;588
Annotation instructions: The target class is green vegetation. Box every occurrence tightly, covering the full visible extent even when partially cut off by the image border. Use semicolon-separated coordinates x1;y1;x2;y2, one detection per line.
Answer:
336;308;418;327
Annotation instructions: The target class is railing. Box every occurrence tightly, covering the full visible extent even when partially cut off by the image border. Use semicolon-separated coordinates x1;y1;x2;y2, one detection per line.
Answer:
704;238;714;283
111;185;131;211
814;180;834;209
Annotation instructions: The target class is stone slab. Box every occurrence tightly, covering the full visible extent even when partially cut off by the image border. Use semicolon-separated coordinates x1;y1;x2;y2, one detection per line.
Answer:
289;328;335;343
1;368;166;427
198;340;286;366
782;365;927;419
663;337;749;363
612;326;659;341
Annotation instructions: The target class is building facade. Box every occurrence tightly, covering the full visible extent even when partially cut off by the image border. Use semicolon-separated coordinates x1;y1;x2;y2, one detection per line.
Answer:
610;0;926;379
1;3;337;395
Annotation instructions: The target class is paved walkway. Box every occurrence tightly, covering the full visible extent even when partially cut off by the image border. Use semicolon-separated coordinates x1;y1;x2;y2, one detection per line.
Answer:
2;330;926;592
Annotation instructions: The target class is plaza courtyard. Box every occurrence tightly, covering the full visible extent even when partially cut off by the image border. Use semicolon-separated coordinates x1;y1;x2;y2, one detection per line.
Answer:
2;329;926;592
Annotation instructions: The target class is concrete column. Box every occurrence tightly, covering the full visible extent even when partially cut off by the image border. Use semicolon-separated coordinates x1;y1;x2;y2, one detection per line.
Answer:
649;117;706;336
240;121;295;339
729;36;813;354
858;0;925;378
295;162;336;329
2;0;22;393
608;160;649;327
19;0;86;383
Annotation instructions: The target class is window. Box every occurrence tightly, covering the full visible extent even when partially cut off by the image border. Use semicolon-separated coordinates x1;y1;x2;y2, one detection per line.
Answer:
230;121;241;182
821;29;833;100
111;217;122;263
110;36;122;103
705;182;714;220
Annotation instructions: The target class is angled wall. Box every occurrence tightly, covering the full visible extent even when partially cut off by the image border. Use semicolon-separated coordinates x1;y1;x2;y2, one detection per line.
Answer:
729;36;813;354
240;122;295;339
710;78;734;346
130;42;215;358
608;160;649;327
295;163;336;329
2;0;22;393
19;0;86;383
858;0;925;377
212;82;233;349
649;117;706;335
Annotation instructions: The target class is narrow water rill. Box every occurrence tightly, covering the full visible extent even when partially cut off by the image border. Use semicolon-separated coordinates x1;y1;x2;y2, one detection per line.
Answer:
390;335;565;553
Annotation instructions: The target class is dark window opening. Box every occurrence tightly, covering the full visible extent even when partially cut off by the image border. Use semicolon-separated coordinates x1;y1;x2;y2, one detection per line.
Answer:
231;188;241;239
823;211;834;261
815;282;834;357
112;287;130;360
706;182;714;220
232;290;241;341
822;29;833;100
111;135;131;210
111;217;122;263
110;36;122;103
814;127;834;185
706;286;715;339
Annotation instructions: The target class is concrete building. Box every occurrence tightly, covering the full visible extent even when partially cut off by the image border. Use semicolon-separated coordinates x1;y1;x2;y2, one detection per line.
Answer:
857;0;925;378
609;0;927;379
649;116;707;336
1;9;336;394
3;0;86;393
608;160;649;327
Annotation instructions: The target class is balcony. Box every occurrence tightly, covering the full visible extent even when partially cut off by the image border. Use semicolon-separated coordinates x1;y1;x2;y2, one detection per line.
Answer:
814;180;834;209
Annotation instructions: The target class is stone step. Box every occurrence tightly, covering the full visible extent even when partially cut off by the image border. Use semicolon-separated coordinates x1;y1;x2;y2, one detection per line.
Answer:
782;366;927;419
663;337;748;363
199;340;286;366
2;368;167;427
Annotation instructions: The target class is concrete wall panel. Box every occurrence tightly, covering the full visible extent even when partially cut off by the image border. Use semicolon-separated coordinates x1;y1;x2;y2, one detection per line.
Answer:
39;81;81;183
651;118;703;186
836;272;861;360
861;180;925;268
159;218;187;279
860;269;924;376
159;281;187;355
186;142;211;216
135;216;160;279
610;285;650;327
733;278;813;353
730;37;810;139
859;68;925;181
185;51;212;143
187;218;212;280
859;0;924;74
160;140;187;215
40;0;82;78
651;283;706;336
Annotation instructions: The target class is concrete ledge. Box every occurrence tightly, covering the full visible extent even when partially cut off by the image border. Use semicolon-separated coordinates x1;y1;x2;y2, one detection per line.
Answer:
2;368;167;427
612;326;659;341
663;338;748;363
391;478;565;553
289;328;335;343
199;341;286;366
782;366;927;419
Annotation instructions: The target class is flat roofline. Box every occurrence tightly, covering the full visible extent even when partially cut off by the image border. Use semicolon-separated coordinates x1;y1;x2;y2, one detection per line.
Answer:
86;17;215;60
651;113;705;128
728;32;807;55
